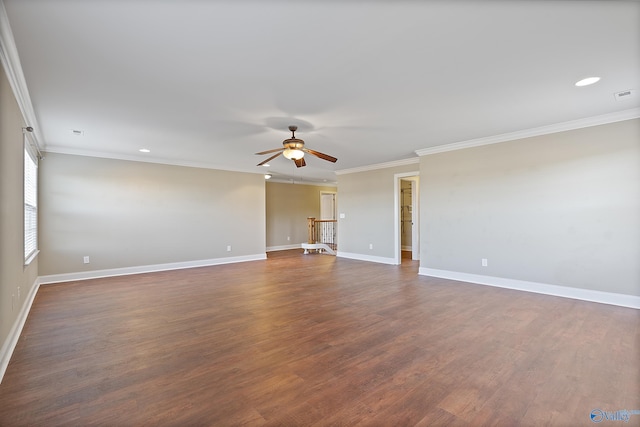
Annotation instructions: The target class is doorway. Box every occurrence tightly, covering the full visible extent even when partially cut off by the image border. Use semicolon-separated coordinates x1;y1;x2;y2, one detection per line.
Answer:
394;172;419;264
320;191;337;249
320;192;336;220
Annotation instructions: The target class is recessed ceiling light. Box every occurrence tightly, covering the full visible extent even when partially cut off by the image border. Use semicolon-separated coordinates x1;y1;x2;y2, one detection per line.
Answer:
264;174;272;180
139;148;150;153
575;77;600;87
70;129;84;136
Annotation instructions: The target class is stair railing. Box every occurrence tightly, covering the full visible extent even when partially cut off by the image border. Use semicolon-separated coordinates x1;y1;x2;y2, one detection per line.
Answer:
307;217;337;250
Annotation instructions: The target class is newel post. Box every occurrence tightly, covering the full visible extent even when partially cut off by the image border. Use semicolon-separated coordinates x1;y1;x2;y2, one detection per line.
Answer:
307;217;316;244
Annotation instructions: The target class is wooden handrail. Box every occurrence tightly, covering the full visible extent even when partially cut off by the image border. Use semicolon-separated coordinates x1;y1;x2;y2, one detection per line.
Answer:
307;217;337;246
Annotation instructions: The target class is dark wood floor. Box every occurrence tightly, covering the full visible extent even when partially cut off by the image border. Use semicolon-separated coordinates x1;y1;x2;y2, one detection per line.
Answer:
1;250;638;426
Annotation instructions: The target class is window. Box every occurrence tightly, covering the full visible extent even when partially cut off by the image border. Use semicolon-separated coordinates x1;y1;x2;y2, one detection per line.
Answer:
24;146;38;263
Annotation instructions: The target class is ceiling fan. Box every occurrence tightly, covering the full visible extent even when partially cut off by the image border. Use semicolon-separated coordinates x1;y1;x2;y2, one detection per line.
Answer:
256;125;337;168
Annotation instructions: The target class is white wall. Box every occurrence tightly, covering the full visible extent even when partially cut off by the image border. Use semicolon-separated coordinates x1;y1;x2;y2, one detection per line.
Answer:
39;153;266;276
419;119;640;297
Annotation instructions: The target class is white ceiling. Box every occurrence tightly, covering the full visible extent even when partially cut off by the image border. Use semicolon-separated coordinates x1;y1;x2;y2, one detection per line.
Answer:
4;0;640;183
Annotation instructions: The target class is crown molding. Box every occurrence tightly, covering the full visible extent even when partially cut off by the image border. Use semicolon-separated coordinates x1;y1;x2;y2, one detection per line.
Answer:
335;157;419;176
266;179;337;187
0;1;44;148
416;108;640;157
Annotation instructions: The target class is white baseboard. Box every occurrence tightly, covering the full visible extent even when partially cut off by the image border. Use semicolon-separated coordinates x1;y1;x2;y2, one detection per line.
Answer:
337;251;397;265
266;244;302;252
419;267;640;309
39;253;267;284
1;277;40;383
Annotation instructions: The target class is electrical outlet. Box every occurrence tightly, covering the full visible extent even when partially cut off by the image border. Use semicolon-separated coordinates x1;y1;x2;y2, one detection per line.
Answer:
287;236;290;241
369;243;373;250
83;256;90;264
482;258;488;267
227;245;232;252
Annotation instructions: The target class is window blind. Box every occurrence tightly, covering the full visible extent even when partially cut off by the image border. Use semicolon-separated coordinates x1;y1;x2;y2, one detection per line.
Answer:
24;147;38;262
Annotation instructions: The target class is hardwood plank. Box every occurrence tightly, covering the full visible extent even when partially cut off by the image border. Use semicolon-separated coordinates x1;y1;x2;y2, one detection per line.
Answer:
0;250;638;426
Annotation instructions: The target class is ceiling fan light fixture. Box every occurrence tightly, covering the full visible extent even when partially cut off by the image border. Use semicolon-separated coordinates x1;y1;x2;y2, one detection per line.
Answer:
256;125;336;168
283;148;304;160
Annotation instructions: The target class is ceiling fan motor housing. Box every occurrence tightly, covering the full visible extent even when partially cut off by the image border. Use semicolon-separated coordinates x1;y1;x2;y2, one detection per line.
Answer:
283;138;304;150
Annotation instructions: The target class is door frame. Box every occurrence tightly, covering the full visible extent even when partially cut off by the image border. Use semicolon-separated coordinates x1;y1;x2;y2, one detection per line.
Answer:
320;191;337;220
394;172;419;265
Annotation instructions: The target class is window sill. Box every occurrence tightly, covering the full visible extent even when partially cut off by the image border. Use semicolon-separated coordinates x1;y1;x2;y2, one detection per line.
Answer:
24;249;40;266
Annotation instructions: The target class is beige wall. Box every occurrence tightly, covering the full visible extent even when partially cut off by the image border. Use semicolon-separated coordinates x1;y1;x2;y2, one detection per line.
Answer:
39;153;266;275
420;119;640;296
0;65;38;351
337;163;419;260
265;181;336;249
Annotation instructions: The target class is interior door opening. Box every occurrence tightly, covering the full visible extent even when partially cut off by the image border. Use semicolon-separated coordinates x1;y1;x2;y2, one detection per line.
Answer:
320;192;336;220
394;172;419;265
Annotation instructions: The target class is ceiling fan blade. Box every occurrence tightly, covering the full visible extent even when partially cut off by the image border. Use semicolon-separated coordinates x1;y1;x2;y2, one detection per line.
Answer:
303;148;337;163
294;157;306;168
255;147;284;155
257;151;283;166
